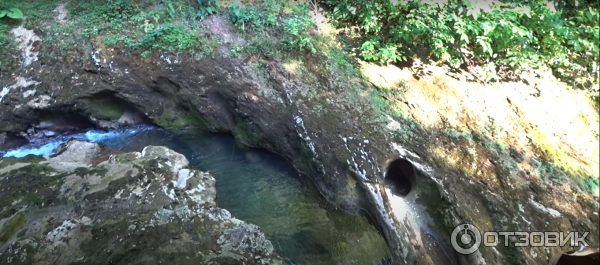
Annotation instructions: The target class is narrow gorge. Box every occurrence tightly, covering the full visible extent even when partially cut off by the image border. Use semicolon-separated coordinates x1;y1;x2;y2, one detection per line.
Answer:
0;1;598;264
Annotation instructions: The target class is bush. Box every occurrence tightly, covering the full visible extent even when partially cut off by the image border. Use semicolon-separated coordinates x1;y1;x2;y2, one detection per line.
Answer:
137;23;200;53
283;14;317;53
195;0;219;20
228;0;319;54
325;0;599;88
94;0;134;22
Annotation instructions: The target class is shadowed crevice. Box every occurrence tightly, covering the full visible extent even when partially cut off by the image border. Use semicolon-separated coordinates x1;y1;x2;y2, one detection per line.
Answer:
384;158;416;197
556;249;599;265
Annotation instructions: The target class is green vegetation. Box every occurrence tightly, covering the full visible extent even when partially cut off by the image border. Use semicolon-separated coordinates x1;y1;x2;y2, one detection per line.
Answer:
195;0;219;20
325;0;599;89
0;0;335;70
56;0;218;58
0;213;27;243
282;14;317;53
0;7;22;19
0;1;60;23
136;23;202;56
0;20;16;69
227;0;317;56
445;128;472;140
30;163;54;174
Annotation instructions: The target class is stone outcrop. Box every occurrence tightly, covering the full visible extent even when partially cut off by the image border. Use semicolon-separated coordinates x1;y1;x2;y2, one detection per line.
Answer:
0;140;282;265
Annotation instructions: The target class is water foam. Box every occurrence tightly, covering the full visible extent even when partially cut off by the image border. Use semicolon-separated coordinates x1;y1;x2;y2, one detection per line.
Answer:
1;125;156;158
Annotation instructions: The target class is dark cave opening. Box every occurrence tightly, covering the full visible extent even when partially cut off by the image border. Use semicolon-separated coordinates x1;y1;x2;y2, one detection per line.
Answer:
556;250;599;265
384;158;416;197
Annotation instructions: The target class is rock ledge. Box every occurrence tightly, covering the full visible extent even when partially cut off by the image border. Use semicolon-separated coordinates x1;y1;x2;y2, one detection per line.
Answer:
0;140;282;265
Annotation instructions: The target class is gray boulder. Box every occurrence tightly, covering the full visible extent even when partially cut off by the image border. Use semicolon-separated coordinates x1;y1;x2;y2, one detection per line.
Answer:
0;143;282;265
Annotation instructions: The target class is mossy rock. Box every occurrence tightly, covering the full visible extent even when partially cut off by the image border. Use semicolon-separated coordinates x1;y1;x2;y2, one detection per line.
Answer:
0;214;28;243
0;155;45;169
232;116;259;147
151;109;217;132
0;163;64;219
86;99;125;121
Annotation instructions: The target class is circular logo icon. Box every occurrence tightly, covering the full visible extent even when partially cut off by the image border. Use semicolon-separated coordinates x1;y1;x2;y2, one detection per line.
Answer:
451;223;481;254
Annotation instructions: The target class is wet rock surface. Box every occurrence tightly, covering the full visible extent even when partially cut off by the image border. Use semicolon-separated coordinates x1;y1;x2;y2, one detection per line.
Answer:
0;140;282;265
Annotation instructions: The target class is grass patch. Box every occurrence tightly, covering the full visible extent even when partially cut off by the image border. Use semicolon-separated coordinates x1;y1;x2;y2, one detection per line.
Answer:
62;0;222;58
0;213;27;243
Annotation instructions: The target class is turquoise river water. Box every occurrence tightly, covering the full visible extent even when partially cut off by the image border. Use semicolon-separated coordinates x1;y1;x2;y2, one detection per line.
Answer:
1;126;391;265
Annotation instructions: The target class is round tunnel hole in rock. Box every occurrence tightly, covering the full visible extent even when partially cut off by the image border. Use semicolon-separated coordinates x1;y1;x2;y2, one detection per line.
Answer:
384;158;416;197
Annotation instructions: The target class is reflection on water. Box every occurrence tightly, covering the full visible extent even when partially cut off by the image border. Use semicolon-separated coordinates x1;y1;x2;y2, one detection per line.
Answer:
2;126;391;265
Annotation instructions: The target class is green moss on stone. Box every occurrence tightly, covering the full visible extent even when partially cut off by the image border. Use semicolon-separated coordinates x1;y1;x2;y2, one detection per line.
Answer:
0;155;45;170
233;116;258;147
74;166;109;178
152;109;216;132
0;164;65;219
298;139;318;175
29;163;55;174
0;213;28;243
87;100;125;121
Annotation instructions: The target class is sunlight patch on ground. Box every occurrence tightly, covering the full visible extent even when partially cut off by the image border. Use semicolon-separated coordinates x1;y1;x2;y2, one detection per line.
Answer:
283;61;299;75
360;61;599;197
360;62;411;90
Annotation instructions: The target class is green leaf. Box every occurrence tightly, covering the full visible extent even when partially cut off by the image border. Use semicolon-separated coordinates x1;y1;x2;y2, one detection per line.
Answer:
585;11;593;22
0;11;6;18
7;8;23;19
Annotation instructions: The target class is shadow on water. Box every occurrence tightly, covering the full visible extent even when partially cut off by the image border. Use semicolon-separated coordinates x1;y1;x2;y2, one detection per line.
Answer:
2;126;391;265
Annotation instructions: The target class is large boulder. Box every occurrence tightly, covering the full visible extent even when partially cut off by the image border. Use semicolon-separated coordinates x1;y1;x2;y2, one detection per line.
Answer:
0;142;282;265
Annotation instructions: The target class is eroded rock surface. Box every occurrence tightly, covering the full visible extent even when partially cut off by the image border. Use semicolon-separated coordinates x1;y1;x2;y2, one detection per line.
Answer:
0;140;282;265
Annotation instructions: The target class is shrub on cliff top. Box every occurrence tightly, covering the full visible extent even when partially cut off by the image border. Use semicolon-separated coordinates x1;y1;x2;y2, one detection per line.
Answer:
324;0;599;90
